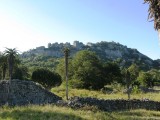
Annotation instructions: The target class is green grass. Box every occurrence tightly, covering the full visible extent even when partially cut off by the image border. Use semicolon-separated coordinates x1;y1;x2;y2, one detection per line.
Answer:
51;86;160;101
1;86;160;120
0;105;160;120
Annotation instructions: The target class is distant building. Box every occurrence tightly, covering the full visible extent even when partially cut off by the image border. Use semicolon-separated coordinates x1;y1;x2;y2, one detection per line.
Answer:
36;46;45;53
73;40;84;49
48;43;52;48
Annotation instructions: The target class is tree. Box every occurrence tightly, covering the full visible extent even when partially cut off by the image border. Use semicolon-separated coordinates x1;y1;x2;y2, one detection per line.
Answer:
121;64;139;100
127;63;139;85
102;62;122;84
31;68;62;90
63;48;70;100
72;50;105;90
4;48;20;80
12;65;29;80
144;0;160;30
0;54;7;80
137;71;153;87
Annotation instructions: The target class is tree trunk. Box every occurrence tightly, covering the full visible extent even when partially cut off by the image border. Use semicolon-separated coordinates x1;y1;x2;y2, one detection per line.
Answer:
125;70;131;100
2;65;6;80
65;53;68;100
9;57;13;80
127;82;130;100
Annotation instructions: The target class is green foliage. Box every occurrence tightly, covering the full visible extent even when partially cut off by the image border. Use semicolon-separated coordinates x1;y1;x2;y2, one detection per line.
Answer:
4;48;20;80
31;68;62;89
110;82;124;93
56;50;122;90
132;85;141;94
121;64;139;100
71;50;105;90
102;62;122;84
68;79;84;88
0;54;7;79
22;55;60;76
137;71;154;88
12;65;29;80
128;63;139;82
56;58;73;81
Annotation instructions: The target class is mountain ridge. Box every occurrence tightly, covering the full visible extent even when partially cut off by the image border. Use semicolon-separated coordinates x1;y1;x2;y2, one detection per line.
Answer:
21;41;160;70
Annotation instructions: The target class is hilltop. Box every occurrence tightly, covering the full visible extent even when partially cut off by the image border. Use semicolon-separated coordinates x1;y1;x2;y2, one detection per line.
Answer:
21;41;160;70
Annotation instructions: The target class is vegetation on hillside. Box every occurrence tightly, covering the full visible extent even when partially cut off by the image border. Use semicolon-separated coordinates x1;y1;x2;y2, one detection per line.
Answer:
1;48;160;93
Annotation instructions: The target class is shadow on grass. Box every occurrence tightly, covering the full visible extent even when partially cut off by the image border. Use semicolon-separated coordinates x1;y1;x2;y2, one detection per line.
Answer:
115;109;160;118
0;109;83;120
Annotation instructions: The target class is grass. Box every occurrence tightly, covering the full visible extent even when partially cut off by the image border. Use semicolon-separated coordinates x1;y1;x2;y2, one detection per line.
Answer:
1;86;160;120
51;86;160;101
0;105;160;120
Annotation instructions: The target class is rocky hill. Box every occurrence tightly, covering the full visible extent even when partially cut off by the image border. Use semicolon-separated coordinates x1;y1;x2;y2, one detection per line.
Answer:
21;41;160;70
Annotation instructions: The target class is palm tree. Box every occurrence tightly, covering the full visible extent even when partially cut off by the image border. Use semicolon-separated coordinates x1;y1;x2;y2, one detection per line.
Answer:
0;54;7;80
4;48;19;80
63;48;70;100
144;0;160;32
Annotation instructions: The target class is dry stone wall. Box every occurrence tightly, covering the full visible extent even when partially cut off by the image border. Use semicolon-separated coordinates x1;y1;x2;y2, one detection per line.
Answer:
67;97;160;111
0;79;62;106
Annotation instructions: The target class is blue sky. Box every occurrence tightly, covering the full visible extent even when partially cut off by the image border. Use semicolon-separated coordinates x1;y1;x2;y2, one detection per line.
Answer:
0;0;159;60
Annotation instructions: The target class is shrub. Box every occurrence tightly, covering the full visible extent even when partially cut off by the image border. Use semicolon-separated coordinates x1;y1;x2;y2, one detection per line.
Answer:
32;68;62;90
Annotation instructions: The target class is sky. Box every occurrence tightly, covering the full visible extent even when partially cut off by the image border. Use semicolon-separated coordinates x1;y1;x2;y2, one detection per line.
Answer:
0;0;159;60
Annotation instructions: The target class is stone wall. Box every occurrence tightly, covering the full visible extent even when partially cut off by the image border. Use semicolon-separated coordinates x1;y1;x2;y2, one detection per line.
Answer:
67;97;160;111
0;80;62;106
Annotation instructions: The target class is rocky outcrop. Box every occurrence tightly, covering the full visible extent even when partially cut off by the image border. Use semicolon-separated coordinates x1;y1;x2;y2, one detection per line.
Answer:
0;80;62;106
67;97;160;111
21;41;160;70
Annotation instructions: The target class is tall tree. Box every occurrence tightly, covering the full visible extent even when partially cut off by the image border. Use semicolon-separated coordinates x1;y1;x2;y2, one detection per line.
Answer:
72;50;105;90
63;48;70;100
128;63;139;83
4;48;19;80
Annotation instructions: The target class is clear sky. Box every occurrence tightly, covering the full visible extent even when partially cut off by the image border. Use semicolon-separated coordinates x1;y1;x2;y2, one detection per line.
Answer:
0;0;159;60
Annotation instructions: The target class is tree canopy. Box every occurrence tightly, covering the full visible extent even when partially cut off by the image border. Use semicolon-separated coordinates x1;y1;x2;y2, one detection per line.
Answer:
4;48;20;80
32;68;62;89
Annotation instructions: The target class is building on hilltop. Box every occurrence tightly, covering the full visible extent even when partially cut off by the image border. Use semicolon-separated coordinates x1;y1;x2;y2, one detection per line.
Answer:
73;40;84;49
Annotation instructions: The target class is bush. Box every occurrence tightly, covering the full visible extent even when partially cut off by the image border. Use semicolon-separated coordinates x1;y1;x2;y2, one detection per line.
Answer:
68;79;84;88
132;85;141;94
32;68;62;89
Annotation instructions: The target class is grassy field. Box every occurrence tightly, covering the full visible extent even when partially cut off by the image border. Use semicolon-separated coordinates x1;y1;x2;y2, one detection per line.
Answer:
1;105;160;120
51;86;160;101
1;86;160;120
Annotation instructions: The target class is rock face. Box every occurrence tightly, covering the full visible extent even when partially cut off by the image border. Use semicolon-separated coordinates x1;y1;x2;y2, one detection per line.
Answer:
67;97;160;111
21;41;160;70
0;79;62;106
